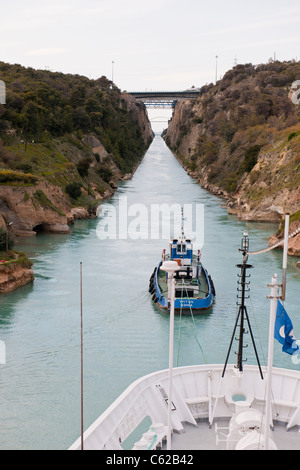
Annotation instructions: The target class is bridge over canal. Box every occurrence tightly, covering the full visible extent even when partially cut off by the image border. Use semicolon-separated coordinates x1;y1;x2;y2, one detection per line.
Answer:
128;90;199;108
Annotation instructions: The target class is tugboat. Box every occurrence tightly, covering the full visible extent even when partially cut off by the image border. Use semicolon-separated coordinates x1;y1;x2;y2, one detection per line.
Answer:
149;210;215;314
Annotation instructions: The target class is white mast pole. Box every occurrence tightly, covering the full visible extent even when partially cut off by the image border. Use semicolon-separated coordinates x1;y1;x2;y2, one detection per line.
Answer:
264;273;279;450
281;213;290;301
161;260;180;451
265;213;290;449
167;271;175;450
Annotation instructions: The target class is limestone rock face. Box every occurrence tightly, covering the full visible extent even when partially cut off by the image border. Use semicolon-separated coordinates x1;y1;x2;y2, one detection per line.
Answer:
120;93;154;145
0;263;34;294
0;181;71;236
269;219;300;257
69;207;90;220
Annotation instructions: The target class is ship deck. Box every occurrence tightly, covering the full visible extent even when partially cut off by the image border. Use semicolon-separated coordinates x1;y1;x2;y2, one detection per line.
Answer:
162;420;300;451
69;364;300;451
157;266;209;300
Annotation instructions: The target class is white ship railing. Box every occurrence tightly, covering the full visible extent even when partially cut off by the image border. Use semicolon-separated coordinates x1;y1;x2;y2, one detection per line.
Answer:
69;364;300;450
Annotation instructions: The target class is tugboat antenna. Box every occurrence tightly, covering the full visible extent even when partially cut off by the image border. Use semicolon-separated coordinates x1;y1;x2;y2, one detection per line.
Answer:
181;206;185;238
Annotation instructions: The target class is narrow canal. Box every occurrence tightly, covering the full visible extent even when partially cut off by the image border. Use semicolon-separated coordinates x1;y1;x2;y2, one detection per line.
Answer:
0;135;299;449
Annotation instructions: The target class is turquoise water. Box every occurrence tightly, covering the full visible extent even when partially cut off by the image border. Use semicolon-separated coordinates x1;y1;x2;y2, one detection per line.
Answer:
0;135;299;450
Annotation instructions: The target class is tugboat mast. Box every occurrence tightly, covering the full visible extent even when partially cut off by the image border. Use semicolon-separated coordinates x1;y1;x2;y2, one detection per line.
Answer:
181;206;185;238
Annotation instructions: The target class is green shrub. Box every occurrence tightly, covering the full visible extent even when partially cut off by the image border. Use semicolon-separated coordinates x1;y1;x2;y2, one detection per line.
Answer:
0;250;33;268
15;163;33;173
241;145;261;173
96;165;113;183
66;182;82;199
202;142;218;164
77;157;92;178
288;131;300;141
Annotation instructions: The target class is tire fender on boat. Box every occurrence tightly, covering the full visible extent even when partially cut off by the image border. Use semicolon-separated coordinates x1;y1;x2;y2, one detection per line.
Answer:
208;275;216;296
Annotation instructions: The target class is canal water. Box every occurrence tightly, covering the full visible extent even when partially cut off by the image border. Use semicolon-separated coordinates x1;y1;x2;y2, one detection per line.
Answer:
0;135;299;450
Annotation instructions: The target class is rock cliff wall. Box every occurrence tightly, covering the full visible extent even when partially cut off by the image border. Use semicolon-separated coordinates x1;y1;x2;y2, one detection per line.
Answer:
0;63;154;291
120;93;153;146
0;100;153;238
0;181;71;236
164;88;300;257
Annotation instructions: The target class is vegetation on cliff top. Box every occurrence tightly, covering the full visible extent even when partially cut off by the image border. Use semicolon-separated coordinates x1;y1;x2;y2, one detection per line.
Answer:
0;228;32;269
0;61;152;208
0;251;33;269
165;60;300;195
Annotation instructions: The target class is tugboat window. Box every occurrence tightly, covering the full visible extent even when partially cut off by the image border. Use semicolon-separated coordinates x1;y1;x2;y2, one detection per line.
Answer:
177;244;187;254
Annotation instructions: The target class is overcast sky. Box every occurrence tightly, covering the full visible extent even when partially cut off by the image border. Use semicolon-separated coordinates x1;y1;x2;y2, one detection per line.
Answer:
1;0;300;93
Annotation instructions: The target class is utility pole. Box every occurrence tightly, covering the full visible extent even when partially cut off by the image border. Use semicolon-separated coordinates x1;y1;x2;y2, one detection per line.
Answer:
215;55;218;84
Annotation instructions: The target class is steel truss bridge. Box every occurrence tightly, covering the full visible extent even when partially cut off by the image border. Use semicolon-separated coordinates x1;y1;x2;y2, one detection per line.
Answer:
127;90;199;108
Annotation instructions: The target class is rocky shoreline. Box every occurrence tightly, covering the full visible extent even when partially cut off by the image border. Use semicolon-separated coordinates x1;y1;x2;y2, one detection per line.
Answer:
0;254;34;294
268;218;300;259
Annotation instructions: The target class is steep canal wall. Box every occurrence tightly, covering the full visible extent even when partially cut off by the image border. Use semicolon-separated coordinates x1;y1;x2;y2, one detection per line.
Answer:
163;61;300;257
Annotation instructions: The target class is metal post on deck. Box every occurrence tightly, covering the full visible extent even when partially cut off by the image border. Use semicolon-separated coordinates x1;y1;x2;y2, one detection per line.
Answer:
80;262;84;451
161;261;180;451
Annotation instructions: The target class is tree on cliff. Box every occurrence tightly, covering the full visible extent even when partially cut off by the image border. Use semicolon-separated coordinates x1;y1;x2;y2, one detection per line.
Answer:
0;227;14;252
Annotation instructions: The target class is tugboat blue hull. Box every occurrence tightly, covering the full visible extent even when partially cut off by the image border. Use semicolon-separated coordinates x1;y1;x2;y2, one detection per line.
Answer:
149;260;215;315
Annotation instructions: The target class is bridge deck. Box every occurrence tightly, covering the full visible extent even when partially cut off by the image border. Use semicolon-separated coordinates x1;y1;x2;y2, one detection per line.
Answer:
128;90;199;100
126;90;199;108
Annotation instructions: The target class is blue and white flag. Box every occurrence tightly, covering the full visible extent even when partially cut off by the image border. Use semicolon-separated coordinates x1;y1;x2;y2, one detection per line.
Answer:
274;300;300;356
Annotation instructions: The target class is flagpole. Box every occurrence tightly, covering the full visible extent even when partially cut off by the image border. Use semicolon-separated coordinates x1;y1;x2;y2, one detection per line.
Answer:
80;262;84;451
265;273;279;450
281;213;289;301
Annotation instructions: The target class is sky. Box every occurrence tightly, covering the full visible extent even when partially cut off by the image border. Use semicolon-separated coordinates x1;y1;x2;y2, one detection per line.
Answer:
1;0;300;129
1;0;300;90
